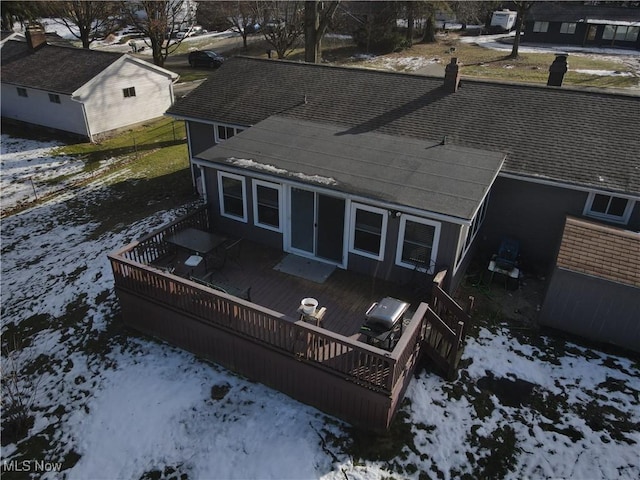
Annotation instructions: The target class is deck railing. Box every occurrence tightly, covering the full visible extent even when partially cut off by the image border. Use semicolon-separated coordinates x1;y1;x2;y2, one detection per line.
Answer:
122;205;210;265
109;251;427;394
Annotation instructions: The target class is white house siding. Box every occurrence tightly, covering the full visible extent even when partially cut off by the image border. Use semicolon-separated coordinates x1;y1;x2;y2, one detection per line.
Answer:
76;58;174;137
1;84;88;136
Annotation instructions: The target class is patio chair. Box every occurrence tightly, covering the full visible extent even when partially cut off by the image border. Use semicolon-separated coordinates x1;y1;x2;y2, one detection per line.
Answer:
494;237;520;271
222;238;244;268
487;237;521;289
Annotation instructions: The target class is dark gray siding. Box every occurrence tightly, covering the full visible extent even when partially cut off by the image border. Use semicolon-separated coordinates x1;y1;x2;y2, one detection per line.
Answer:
204;166;283;249
347;216;462;290
482;177;639;276
203;165;464;290
481;177;587;275
188;121;215;156
539;268;640;353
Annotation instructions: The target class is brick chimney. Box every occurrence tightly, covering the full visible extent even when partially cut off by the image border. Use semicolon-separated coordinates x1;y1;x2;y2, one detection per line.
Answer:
444;57;461;93
25;25;47;52
547;54;568;87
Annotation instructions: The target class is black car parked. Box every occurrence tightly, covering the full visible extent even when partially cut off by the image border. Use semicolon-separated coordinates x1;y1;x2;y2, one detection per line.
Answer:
188;51;224;68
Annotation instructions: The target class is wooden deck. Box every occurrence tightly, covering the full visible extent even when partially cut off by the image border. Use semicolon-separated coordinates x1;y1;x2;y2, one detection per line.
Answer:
154;239;423;340
108;206;469;430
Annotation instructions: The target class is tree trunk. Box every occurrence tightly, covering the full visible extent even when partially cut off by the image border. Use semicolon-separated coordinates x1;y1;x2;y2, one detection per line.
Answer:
406;2;414;46
304;1;319;63
422;13;435;43
509;10;525;58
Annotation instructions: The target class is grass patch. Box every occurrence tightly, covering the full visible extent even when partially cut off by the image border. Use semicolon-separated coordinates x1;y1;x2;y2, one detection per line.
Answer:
54;117;186;169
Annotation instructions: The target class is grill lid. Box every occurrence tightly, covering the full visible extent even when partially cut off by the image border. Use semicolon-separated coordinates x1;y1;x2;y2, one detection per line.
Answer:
365;297;409;329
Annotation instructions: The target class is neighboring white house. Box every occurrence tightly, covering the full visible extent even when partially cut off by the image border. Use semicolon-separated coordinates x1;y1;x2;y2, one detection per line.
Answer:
1;27;178;142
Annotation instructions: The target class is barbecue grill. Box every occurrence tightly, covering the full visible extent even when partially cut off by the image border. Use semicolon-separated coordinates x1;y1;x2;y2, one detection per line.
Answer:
360;297;409;351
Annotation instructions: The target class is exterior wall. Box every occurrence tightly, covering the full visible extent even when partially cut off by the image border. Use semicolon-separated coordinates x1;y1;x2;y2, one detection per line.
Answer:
482;176;639;276
116;289;399;430
523;22;640;50
1;83;88;137
76;58;175;137
483;177;585;275
187;121;216;156
202;164;464;291
539;268;640;353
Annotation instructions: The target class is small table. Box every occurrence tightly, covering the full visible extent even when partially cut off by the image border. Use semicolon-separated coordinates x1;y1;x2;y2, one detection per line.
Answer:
165;228;227;256
297;306;327;327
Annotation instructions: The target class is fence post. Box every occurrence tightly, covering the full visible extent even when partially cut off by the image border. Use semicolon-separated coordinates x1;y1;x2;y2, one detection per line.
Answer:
29;176;38;200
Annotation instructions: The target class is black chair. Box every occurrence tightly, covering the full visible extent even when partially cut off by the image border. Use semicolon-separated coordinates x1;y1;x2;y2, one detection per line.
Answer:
223;238;244;268
494;237;520;270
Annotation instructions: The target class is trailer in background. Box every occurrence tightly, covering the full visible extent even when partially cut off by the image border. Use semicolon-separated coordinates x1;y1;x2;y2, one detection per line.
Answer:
490;10;518;33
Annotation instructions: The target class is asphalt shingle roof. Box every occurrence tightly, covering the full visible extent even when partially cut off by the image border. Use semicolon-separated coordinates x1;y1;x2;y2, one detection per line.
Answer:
167;57;640;196
200;116;506;220
1;40;123;94
557;216;640;287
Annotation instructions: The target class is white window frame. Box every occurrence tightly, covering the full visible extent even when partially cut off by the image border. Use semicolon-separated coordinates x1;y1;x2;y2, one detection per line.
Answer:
395;214;441;273
217;171;247;222
583;192;635;224
533;21;549;33
214;123;245;143
455;194;490;269
560;22;576;34
252;179;282;232
349;203;388;261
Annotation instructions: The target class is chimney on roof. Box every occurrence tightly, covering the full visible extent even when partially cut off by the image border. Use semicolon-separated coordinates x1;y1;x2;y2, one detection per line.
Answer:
547;54;568;87
25;25;47;52
444;57;461;93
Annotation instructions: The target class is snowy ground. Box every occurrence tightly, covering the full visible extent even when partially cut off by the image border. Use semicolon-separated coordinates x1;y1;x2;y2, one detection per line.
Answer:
1;136;639;479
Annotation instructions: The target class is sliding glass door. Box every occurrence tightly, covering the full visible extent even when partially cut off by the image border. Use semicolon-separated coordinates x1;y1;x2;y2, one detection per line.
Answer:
289;187;345;264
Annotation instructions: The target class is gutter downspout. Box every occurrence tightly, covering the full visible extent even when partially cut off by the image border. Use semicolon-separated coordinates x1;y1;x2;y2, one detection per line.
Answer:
197;165;207;203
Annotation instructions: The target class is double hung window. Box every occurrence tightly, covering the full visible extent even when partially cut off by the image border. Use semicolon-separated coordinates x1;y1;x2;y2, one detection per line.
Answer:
396;215;440;273
350;204;387;260
218;172;247;221
253;180;281;231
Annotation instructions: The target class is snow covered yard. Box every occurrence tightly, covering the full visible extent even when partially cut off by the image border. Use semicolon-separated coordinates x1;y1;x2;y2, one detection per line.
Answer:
1;135;639;479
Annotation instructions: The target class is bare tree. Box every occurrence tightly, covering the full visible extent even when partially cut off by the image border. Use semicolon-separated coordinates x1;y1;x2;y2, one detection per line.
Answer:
256;1;304;59
1;1;46;31
219;1;260;49
508;1;535;59
120;0;193;67
45;1;120;49
304;0;339;63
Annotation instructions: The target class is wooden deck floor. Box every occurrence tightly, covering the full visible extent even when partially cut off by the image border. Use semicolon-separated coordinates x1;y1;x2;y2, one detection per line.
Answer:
154;239;422;340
